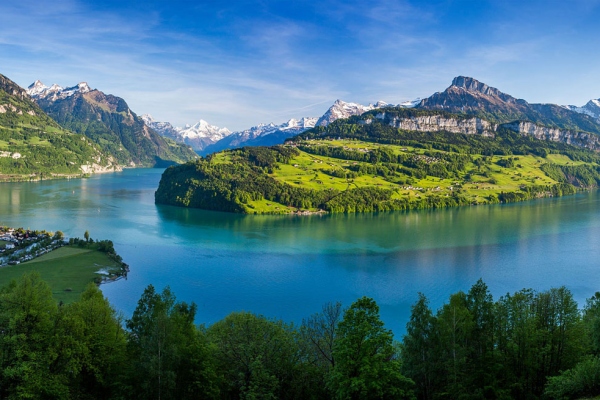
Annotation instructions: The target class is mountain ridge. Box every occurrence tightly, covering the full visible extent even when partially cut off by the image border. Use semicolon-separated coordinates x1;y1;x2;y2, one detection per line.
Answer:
28;81;198;167
0;73;120;180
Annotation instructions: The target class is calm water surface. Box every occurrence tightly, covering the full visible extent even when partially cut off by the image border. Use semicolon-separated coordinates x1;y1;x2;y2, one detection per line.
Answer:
1;168;600;334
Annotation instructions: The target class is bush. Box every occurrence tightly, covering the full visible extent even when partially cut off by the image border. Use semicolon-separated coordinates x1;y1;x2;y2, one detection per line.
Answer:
544;356;600;399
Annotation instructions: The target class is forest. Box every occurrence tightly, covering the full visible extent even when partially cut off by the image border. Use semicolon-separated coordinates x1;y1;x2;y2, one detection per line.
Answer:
1;273;599;400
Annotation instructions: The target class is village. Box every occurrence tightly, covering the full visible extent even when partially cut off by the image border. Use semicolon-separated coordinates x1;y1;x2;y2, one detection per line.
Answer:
0;226;65;266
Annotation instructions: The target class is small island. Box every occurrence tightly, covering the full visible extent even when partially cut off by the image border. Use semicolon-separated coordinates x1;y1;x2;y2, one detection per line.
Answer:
0;226;128;303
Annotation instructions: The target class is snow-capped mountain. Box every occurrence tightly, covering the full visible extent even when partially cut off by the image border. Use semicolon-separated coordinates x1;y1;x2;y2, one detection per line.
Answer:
141;114;180;141
26;80;198;166
177;119;231;141
142;114;231;151
231;117;318;141
147;98;400;155
564;99;600;121
399;98;421;108
316;100;390;127
27;80;92;100
201;117;318;155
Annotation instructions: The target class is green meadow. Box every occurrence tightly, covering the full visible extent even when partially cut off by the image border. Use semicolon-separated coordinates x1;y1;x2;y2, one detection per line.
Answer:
0;245;122;303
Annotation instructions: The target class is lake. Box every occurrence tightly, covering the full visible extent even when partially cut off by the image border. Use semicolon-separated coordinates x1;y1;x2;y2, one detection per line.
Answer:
1;168;600;334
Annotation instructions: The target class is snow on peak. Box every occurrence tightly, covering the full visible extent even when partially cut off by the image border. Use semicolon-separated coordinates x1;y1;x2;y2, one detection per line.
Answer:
399;98;421;108
316;99;380;127
26;80;48;96
26;80;93;100
177;119;231;140
141;114;155;123
563;98;600;121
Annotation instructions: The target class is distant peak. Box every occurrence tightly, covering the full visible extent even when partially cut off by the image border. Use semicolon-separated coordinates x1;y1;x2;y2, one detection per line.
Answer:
78;82;91;92
450;76;516;102
29;80;45;89
452;76;486;91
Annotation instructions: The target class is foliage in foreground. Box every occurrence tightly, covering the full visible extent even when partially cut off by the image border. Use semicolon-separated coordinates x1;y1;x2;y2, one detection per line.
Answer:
1;273;600;399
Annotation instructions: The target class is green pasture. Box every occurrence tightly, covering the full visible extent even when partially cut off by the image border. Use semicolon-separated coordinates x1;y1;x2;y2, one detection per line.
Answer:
242;139;592;210
0;246;122;303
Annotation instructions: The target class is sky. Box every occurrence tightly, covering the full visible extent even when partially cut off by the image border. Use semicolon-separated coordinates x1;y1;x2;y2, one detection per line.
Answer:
1;0;600;131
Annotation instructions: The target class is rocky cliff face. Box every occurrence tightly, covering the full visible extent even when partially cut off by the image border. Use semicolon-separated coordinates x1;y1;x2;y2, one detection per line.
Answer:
502;121;600;151
365;110;600;151
371;112;497;137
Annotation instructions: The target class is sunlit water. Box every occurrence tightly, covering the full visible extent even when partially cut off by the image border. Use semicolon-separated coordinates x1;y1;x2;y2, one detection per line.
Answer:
1;168;600;334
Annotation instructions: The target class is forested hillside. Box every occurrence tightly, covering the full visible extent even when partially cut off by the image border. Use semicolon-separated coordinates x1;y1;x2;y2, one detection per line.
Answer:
0;73;119;180
33;87;198;167
156;109;600;214
1;273;599;399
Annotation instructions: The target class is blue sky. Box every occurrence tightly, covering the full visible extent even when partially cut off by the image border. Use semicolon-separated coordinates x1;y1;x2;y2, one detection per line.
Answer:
1;0;600;131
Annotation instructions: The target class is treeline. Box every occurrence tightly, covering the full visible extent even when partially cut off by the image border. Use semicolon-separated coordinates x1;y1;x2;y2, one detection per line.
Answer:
36;94;197;167
0;273;413;400
2;274;600;399
403;280;600;400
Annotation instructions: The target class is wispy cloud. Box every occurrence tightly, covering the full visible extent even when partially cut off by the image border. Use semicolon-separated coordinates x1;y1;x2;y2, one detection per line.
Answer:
2;0;600;130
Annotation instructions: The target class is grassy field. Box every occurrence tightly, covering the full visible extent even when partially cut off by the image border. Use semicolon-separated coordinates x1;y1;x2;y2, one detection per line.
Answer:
235;138;583;212
0;246;122;303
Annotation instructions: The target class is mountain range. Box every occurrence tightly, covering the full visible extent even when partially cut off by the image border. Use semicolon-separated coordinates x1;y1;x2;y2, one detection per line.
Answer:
155;77;600;215
27;81;197;167
148;77;600;156
3;70;600;181
146;99;397;155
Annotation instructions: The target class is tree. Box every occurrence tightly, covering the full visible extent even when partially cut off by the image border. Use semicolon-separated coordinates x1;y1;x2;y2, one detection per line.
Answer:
300;301;343;371
434;291;473;398
63;284;128;399
54;230;64;240
0;272;64;398
84;230;90;242
207;312;299;400
402;293;438;400
328;296;415;400
126;285;217;400
584;292;600;355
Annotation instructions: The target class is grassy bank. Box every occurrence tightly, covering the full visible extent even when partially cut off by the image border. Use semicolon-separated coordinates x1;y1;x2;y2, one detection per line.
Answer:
0;245;124;303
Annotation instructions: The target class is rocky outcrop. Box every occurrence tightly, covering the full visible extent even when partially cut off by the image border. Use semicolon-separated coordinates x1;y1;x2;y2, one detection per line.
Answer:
371;112;497;137
80;163;123;174
362;110;600;151
502;121;600;151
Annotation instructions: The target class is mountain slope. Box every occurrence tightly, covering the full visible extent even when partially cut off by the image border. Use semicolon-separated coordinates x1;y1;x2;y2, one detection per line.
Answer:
29;82;198;167
0;73;119;180
418;76;600;134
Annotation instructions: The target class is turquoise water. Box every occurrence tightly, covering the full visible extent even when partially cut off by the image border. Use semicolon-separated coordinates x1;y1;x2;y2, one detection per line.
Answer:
1;168;600;334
